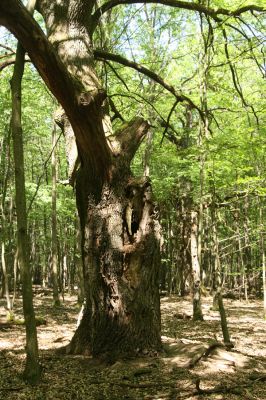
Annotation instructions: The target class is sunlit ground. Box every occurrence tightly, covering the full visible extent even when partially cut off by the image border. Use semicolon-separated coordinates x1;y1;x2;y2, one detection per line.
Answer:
0;292;265;399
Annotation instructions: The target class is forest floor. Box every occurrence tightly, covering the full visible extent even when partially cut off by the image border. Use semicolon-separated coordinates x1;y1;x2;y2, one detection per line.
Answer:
0;291;265;400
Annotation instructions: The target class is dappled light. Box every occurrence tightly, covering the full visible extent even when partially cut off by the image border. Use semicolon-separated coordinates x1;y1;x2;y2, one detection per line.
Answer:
1;293;265;399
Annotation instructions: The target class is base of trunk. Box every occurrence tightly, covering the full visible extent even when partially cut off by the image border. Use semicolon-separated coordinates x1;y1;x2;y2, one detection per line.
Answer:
23;356;41;384
67;311;162;358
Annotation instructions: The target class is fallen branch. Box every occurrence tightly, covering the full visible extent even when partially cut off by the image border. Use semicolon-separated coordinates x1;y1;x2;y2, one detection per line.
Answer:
188;341;225;368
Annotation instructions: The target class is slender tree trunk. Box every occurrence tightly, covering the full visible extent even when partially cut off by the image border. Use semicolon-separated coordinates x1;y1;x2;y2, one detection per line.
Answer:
0;125;13;314
143;129;152;178
76;218;85;304
211;207;221;309
179;197;190;296
191;211;203;321
51;123;60;306
235;208;247;300
176;202;185;296
167;215;174;294
63;252;67;299
1;241;13;318
259;201;266;319
42;208;48;288
242;196;250;299
217;289;232;346
12;248;18;308
262;239;266;320
10;0;40;383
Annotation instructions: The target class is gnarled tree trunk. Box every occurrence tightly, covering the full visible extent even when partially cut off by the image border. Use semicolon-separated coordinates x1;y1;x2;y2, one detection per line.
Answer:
34;0;161;356
71;157;162;356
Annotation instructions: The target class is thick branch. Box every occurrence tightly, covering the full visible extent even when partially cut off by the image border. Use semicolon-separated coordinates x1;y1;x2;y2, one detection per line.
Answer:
115;117;150;162
92;0;265;27
0;0;111;178
94;49;202;115
0;55;30;71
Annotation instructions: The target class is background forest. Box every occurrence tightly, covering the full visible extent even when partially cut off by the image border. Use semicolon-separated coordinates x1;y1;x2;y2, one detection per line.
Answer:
0;0;266;398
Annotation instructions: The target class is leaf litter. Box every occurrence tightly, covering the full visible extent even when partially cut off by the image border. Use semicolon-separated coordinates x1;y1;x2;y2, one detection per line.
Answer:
0;292;265;400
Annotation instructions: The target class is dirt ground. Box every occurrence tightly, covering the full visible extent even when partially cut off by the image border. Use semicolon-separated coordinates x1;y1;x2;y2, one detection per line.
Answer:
0;292;265;400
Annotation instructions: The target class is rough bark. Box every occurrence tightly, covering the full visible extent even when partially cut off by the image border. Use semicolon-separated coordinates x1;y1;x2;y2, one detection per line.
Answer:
68;119;162;356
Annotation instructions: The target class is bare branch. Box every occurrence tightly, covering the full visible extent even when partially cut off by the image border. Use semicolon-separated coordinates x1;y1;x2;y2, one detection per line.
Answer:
94;49;203;116
0;43;15;53
160;98;179;145
92;0;265;29
222;28;259;126
104;59;130;91
0;55;30;71
109;97;125;122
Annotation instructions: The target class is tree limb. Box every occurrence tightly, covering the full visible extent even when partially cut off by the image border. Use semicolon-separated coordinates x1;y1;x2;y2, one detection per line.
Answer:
109;97;125;122
222;27;259;126
114;117;150;161
92;0;265;28
160;98;179;145
94;49;203;116
0;55;30;71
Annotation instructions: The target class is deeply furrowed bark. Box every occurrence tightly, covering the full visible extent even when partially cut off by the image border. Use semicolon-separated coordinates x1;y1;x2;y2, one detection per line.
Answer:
69;169;161;356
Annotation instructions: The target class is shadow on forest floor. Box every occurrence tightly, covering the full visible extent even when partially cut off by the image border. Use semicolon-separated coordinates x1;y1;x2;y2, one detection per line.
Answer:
0;293;265;400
